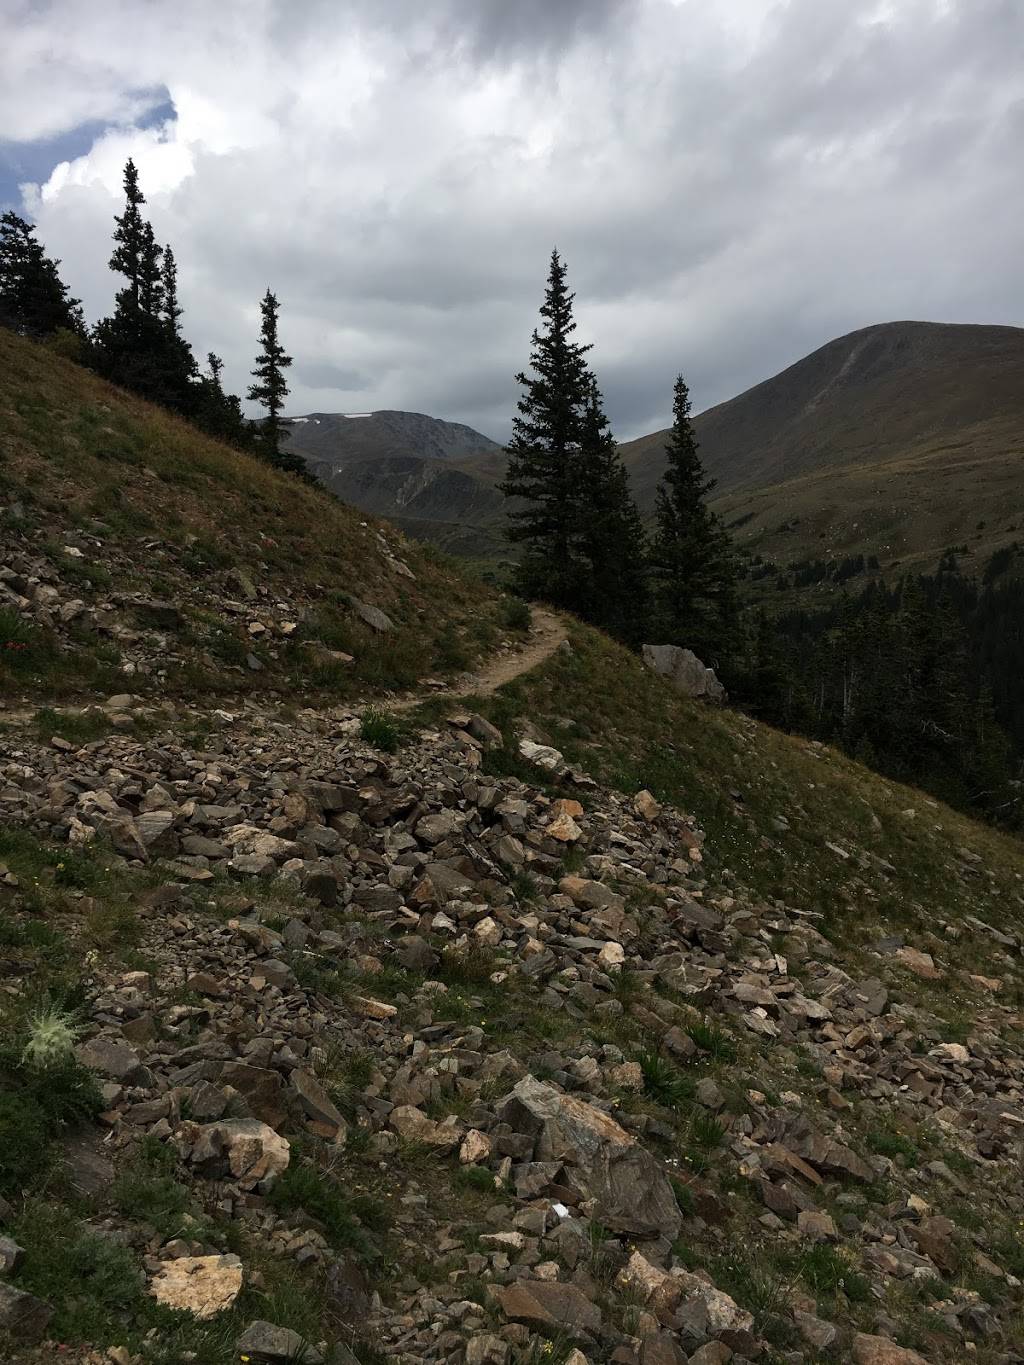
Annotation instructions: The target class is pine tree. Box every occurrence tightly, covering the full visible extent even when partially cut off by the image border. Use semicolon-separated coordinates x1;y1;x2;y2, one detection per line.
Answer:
195;352;252;449
500;250;594;606
137;220;164;318
108;158;146;309
93;159;198;412
247;289;303;473
161;245;182;335
574;377;649;645
0;211;83;337
650;374;737;665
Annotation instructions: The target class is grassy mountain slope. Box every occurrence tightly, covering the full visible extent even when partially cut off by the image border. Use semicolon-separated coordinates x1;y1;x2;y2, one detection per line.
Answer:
3;334;1024;1361
621;321;1024;579
0;331;512;703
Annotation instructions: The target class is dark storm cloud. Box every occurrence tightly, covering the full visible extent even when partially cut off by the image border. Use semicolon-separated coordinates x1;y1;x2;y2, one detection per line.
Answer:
3;0;1024;440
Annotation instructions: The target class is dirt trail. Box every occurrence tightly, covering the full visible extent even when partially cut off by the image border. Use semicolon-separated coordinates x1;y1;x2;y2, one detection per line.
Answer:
0;608;568;728
388;606;566;712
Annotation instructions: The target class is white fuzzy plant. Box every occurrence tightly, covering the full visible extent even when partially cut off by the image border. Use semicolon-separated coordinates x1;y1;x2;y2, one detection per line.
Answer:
21;1006;80;1069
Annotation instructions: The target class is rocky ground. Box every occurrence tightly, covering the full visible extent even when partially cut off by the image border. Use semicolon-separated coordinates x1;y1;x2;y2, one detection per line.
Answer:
1;685;1024;1365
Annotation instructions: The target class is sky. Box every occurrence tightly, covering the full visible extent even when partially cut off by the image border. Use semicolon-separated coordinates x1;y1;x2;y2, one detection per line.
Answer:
3;0;1023;440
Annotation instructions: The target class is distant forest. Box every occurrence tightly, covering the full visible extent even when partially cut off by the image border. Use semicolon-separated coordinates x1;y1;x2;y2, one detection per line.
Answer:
740;545;1024;828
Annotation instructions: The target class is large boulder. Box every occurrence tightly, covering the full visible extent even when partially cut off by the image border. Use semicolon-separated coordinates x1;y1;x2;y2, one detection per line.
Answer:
498;1076;681;1240
641;645;725;701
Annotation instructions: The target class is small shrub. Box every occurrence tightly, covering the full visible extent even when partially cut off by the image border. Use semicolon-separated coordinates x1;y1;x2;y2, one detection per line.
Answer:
455;1165;498;1194
21;1006;80;1069
638;1050;695;1110
688;1018;737;1062
267;1162;372;1257
360;708;401;753
501;597;532;631
867;1126;919;1164
689;1111;726;1150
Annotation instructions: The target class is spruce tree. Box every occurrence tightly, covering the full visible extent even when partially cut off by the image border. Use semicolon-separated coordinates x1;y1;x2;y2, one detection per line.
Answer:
650;374;737;664
0;212;83;338
161;245;182;335
500;250;594;606
575;377;649;645
248;289;303;473
108;158;146;308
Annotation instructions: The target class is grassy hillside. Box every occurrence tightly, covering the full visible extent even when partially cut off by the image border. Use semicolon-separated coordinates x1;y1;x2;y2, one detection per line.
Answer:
458;625;1024;964
621;321;1024;582
0;331;513;703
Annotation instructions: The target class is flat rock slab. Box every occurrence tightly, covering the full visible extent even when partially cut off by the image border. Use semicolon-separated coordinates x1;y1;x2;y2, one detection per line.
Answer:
491;1281;602;1338
236;1319;324;1363
149;1253;243;1318
853;1334;930;1365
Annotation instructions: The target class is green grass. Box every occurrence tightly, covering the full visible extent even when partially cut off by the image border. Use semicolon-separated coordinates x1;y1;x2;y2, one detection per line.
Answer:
637;1049;696;1110
359;707;402;753
267;1160;384;1258
1;327;508;703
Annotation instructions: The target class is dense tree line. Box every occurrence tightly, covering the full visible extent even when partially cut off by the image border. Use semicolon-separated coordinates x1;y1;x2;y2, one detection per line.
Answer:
0;162;301;475
501;250;736;659
741;553;1024;826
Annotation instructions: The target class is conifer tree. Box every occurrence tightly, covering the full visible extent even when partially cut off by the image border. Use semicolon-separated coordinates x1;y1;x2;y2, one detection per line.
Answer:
248;289;303;473
575;377;649;645
93;159;202;413
161;245;182;335
0;211;83;337
108;158;146;308
500;250;594;605
650;374;737;664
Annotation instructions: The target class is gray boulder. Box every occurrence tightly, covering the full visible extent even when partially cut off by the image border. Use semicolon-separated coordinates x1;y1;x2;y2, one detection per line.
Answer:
641;644;725;701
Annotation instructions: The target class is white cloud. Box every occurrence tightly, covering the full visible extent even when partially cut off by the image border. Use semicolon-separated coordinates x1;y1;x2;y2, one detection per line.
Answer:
5;0;1024;438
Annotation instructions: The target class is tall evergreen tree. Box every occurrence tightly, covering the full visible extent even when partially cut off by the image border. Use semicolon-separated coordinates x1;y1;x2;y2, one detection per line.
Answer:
161;245;182;335
247;289;303;473
108;158;146;309
0;211;83;337
650;374;737;664
500;250;594;606
93;159;196;412
574;377;649;645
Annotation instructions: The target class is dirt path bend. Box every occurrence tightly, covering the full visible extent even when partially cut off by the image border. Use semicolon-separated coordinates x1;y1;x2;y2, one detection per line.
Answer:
388;606;567;713
0;608;568;728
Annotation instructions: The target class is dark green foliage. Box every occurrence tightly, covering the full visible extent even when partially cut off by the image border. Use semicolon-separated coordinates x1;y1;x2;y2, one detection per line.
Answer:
89;160;251;449
0;211;83;338
92;159;197;414
0;1040;102;1195
500;249;594;605
360;707;401;752
742;550;1024;827
267;1162;376;1255
687;1018;737;1061
500;251;647;643
248;288;303;473
650;375;737;665
638;1049;695;1109
501;596;532;630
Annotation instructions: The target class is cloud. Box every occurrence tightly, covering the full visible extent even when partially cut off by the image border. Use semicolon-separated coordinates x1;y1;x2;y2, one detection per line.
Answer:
4;0;1024;439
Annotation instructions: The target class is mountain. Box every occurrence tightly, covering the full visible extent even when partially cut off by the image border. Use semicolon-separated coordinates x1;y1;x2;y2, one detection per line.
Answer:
281;409;509;557
282;323;1024;579
281;408;502;466
623;320;1024;578
5;324;1024;1363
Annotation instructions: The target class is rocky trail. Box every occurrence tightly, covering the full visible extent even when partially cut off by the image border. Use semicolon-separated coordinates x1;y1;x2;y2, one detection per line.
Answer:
389;608;568;712
2;669;1024;1365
